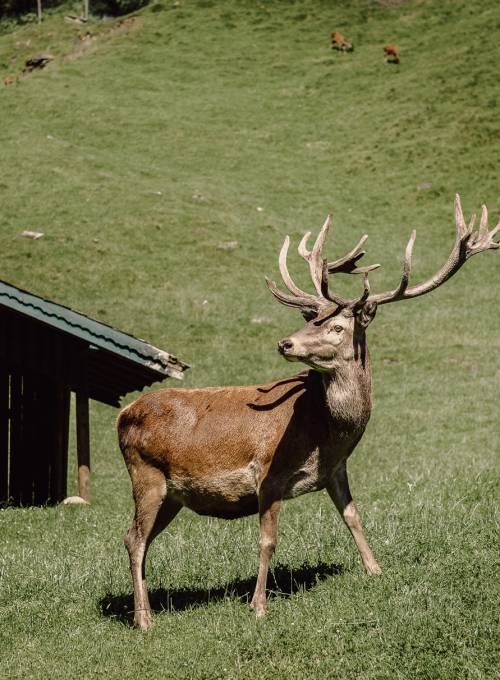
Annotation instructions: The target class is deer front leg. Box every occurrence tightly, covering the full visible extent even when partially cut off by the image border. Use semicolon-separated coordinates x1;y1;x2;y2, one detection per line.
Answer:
326;462;381;575
250;492;282;618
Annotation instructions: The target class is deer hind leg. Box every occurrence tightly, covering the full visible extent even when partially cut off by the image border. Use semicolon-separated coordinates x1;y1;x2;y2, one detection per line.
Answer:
124;451;181;630
326;462;381;576
250;491;282;618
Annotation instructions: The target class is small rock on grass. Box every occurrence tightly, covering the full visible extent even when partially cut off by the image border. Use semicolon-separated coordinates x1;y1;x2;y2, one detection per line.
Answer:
65;15;88;25
20;230;44;239
217;241;239;251
61;495;90;506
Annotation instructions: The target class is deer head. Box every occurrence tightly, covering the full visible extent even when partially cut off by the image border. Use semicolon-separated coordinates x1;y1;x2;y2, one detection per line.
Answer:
266;195;500;372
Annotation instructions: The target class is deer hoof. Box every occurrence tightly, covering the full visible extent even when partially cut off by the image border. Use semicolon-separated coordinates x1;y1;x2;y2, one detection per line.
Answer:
365;562;382;576
250;600;267;618
133;612;153;631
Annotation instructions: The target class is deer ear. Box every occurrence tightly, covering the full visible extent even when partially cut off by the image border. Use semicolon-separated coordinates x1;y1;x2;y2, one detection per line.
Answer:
301;309;318;321
355;301;377;329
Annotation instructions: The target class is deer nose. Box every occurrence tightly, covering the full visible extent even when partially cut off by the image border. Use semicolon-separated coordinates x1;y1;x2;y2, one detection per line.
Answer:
278;338;294;355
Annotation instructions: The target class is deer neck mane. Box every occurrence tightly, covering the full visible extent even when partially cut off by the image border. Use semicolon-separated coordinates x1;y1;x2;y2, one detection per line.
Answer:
321;340;372;433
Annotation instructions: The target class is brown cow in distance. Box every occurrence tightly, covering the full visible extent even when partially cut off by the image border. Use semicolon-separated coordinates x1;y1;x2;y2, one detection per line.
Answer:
384;44;400;64
331;31;354;52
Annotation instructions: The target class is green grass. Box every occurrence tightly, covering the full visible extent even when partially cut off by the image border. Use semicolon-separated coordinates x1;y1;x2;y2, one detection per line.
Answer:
1;1;499;678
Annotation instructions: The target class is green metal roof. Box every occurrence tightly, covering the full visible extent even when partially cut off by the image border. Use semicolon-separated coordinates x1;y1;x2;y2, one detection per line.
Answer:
0;279;189;381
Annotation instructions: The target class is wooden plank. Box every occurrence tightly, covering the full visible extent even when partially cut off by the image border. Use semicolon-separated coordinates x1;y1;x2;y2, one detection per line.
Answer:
49;384;70;504
32;375;53;505
0;369;9;503
76;390;91;503
18;373;36;505
9;372;23;505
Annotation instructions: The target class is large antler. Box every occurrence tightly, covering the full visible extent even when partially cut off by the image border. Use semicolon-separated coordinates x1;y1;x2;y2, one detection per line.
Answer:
365;194;500;306
266;195;499;318
266;214;379;315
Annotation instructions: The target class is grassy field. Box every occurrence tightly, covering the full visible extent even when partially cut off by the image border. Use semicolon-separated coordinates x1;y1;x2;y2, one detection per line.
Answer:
1;1;499;678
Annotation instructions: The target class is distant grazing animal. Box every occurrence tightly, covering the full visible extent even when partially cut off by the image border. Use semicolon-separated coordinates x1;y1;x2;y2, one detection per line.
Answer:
331;31;354;52
384;44;400;64
3;76;17;86
117;195;499;630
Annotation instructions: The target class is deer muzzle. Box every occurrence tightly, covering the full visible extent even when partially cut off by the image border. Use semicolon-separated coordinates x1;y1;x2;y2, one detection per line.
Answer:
277;338;301;361
277;338;293;354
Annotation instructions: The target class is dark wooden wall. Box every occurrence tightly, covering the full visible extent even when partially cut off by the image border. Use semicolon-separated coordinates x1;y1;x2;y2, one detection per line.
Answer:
0;307;83;506
0;369;70;506
0;301;168;506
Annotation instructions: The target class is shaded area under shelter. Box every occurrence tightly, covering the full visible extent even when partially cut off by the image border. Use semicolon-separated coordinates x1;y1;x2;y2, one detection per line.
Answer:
0;280;189;507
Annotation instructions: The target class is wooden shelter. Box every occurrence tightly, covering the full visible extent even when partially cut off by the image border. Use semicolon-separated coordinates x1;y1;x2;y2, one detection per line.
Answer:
0;280;189;507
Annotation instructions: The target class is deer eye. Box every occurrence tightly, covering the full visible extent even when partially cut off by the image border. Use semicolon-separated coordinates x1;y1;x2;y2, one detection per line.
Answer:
334;325;343;333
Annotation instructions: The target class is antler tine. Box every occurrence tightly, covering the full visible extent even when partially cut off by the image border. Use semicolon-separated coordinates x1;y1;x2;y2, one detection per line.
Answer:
489;218;500;241
265;277;319;315
320;259;351;307
278;236;312;298
298;215;332;295
478;204;489;241
386;229;416;300
360;271;371;303
454;192;468;239
455;193;476;240
266;229;323;317
366;194;499;307
297;215;381;298
402;230;416;289
321;259;382;309
298;231;312;259
327;234;369;274
349;263;383;308
466;201;500;255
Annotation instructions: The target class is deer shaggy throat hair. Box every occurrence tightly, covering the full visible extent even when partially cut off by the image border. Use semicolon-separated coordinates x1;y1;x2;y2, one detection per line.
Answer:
117;195;499;630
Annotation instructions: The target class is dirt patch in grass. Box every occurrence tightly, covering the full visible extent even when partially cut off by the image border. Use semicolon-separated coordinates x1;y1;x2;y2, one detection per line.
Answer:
377;0;413;7
64;17;143;63
108;15;143;36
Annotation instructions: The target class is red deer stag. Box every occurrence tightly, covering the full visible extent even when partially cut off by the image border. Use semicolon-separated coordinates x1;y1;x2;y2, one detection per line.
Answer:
331;31;354;52
118;195;499;629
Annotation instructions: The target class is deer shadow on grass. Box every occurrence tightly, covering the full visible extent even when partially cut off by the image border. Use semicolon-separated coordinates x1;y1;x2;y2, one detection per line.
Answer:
100;560;343;625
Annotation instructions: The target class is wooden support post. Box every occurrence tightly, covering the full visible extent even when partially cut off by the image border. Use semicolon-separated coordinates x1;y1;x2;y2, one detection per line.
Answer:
0;370;9;504
83;0;89;21
76;390;90;503
37;0;42;23
50;384;70;503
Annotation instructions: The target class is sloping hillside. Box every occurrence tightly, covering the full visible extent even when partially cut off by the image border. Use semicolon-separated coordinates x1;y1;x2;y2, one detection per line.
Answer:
1;0;499;384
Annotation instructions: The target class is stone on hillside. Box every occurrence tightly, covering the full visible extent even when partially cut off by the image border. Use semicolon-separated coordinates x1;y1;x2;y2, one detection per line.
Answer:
61;495;90;506
217;241;239;251
20;230;44;240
